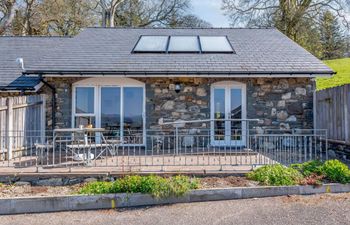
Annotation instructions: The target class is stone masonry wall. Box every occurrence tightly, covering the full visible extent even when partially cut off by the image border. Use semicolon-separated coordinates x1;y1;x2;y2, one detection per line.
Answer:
41;77;83;129
42;77;314;131
247;78;314;131
143;77;314;131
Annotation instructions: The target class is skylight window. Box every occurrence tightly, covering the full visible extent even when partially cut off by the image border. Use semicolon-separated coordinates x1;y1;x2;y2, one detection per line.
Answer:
168;36;200;52
133;36;168;52
132;35;234;54
199;36;234;53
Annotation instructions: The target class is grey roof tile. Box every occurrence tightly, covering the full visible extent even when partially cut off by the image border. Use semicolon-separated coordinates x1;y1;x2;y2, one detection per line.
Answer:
1;28;333;86
0;36;69;86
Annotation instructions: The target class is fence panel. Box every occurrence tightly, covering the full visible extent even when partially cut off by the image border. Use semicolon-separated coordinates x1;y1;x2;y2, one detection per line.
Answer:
0;129;328;171
0;95;45;160
316;84;350;144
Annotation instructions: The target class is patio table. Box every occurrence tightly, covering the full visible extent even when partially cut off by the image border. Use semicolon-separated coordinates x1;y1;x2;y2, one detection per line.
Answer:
53;128;121;165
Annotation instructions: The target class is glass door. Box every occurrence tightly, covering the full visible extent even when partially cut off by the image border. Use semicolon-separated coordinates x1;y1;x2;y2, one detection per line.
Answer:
211;83;245;146
123;87;144;144
99;86;145;145
213;88;226;143
100;87;121;138
229;88;244;145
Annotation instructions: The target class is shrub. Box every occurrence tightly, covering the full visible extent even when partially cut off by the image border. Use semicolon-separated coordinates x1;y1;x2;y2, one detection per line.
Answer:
299;174;324;186
247;164;303;186
291;160;324;176
79;181;113;195
79;175;199;198
321;160;350;184
168;175;200;197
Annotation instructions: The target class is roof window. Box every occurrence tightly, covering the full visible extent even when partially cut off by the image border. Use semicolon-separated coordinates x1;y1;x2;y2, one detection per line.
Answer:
133;35;234;53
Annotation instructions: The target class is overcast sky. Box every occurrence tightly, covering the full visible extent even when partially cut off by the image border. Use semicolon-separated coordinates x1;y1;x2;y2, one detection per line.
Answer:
191;0;231;27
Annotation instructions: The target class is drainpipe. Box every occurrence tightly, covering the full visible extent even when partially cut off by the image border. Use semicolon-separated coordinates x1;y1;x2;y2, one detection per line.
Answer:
39;76;56;129
311;78;316;131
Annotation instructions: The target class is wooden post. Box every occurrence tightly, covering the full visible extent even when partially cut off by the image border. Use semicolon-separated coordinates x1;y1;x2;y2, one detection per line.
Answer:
344;85;349;143
6;98;13;160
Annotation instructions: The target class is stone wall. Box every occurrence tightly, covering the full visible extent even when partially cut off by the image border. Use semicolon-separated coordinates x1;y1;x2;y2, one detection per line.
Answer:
144;78;209;130
327;141;350;162
143;77;314;131
247;78;314;131
41;77;83;129
42;77;315;131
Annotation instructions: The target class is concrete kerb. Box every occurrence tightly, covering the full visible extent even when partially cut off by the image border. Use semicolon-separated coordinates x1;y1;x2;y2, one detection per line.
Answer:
0;183;349;215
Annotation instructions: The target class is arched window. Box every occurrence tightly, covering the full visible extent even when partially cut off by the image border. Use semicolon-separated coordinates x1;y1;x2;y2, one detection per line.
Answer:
72;78;145;145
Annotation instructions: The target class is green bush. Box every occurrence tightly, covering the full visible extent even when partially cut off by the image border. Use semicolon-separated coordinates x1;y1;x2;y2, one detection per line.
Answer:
168;175;200;197
247;164;303;186
78;181;113;195
322;160;350;184
291;160;324;176
79;175;199;198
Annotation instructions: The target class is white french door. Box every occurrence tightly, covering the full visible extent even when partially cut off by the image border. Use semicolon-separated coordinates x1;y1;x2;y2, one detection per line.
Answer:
211;82;246;146
98;86;145;145
73;80;145;146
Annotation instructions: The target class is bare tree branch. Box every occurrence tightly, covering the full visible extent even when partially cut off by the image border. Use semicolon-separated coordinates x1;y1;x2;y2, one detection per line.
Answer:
222;0;350;31
0;0;17;35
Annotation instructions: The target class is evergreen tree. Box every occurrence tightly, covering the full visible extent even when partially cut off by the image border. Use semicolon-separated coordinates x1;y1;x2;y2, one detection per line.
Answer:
319;11;345;60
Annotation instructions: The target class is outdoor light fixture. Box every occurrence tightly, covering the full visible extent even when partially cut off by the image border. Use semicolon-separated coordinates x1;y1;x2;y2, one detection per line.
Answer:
175;83;181;93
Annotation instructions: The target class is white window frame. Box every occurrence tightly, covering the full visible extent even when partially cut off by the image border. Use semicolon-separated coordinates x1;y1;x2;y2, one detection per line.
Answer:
72;78;146;146
210;81;247;147
72;85;97;127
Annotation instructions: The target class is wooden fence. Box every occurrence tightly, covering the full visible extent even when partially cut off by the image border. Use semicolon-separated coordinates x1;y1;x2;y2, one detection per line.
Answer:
316;84;350;144
0;95;45;159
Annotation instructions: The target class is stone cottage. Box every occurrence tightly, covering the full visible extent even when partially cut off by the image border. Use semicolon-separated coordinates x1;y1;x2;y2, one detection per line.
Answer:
0;28;334;147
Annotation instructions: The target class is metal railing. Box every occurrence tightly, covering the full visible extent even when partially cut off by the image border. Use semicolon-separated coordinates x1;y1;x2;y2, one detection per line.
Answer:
0;126;328;172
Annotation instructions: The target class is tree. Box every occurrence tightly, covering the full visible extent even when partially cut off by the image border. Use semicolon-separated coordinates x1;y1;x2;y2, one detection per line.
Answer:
294;18;323;58
1;0;210;36
112;0;208;28
222;0;350;39
96;0;124;27
10;0;96;36
21;0;35;35
169;14;212;28
319;11;345;59
38;0;96;36
114;0;189;27
0;0;17;35
11;0;41;36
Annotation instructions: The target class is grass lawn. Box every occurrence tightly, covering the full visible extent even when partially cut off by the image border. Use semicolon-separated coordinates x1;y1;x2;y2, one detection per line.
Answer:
316;58;350;90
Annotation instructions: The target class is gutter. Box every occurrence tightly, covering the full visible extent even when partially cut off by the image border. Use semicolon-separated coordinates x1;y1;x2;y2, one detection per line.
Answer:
23;70;336;77
0;83;42;93
0;87;36;92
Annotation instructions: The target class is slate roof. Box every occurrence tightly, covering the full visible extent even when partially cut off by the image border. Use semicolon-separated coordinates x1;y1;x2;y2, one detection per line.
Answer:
0;36;68;88
24;27;334;76
0;28;334;90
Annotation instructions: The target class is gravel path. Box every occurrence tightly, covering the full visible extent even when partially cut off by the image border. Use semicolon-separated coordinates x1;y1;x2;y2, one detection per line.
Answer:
1;193;349;225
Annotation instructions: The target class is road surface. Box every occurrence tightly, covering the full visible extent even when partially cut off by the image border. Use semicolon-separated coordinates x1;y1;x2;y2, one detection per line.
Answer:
1;193;349;225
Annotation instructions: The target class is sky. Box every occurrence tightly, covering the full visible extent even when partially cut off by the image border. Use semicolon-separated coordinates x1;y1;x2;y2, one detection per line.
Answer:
191;0;231;27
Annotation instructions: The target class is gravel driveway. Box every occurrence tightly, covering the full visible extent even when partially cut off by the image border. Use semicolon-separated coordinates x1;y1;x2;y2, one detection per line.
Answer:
1;193;349;225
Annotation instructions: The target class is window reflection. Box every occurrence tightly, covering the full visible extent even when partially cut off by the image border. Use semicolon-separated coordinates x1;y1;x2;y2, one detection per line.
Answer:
73;85;144;144
123;87;143;144
101;87;121;137
214;88;225;141
230;89;242;140
75;87;94;114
